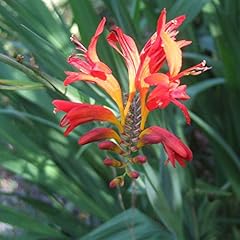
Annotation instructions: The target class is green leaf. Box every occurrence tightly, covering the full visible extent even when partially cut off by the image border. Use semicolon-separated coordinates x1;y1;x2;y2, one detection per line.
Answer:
0;53;81;101
0;79;44;90
0;204;64;238
102;0;138;39
168;0;211;26
80;209;175;240
190;111;240;198
187;78;225;106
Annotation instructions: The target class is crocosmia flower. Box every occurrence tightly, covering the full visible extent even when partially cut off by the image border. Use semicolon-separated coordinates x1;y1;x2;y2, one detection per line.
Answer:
53;9;210;188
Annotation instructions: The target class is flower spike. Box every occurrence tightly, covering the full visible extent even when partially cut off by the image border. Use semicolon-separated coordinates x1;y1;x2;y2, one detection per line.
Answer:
53;9;210;188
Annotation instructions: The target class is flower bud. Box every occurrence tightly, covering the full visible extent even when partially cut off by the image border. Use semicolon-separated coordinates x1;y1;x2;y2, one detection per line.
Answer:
130;146;138;152
109;176;124;188
103;158;125;168
127;171;139;179
132;155;147;164
98;141;124;154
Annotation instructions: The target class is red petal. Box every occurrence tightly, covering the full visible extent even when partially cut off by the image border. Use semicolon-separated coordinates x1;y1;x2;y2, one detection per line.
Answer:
93;62;112;74
161;31;182;77
170;84;190;100
139;127;192;159
171;98;191;124
53;101;122;135
144;73;169;86
136;9;167;89
52;100;81;112
138;126;192;166
90;62;112;80
67;55;90;72
164;145;177;167
64;71;95;85
87;17;106;62
107;28;140;69
64;72;124;118
156;8;167;34
165;15;186;34
79;128;121;145
91;70;107;80
67;56;110;80
107;27;140;93
146;84;171;111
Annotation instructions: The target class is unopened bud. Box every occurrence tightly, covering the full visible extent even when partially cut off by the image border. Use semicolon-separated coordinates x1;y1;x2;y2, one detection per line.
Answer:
103;158;125;168
130;146;138;152
109;176;124;188
127;171;139;179
98;141;124;154
132;155;147;164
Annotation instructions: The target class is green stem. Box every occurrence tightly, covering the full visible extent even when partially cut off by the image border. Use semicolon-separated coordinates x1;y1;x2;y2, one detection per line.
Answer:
0;53;81;101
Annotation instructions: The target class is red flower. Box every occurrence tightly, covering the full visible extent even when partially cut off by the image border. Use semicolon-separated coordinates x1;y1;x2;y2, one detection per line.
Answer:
145;61;210;124
107;9;195;128
63;18;124;122
52;100;122;136
138;126;192;167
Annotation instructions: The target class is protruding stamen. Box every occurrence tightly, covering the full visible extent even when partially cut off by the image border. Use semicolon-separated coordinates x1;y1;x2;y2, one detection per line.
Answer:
70;34;87;52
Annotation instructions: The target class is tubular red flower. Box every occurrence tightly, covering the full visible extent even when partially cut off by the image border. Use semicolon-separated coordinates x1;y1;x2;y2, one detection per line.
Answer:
137;126;192;167
145;73;191;124
136;9;188;90
68;18;110;80
107;27;140;94
52;100;122;135
79;128;121;145
64;19;124;121
66;55;111;80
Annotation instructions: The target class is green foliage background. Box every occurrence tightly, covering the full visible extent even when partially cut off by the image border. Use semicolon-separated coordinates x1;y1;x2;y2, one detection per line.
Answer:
0;0;239;239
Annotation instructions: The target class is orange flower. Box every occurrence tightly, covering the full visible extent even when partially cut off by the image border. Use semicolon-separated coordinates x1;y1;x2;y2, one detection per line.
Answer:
53;9;210;187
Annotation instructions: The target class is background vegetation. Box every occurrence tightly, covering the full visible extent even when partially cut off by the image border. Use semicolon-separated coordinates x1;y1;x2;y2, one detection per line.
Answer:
0;0;239;239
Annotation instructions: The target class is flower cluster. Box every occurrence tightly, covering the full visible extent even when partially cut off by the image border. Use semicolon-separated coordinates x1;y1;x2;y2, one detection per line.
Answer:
53;9;210;188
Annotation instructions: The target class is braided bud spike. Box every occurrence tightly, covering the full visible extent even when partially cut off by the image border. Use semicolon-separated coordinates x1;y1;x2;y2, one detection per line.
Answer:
109;176;124;188
132;155;147;164
103;158;125;168
127;171;139;179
